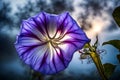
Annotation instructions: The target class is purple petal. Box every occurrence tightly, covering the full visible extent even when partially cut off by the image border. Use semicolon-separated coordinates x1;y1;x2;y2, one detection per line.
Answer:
15;12;90;74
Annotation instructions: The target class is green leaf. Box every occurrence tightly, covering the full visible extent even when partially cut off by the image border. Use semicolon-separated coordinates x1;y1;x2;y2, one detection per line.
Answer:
103;63;116;78
102;40;120;51
117;54;120;63
112;6;120;27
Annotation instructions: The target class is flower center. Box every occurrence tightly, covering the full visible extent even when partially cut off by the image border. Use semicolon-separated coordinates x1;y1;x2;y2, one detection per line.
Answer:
47;38;61;48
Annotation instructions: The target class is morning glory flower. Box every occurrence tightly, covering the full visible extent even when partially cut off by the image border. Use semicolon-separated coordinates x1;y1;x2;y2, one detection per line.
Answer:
15;12;90;74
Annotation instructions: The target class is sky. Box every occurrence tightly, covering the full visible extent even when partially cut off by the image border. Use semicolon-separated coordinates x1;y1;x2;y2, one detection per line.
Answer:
0;0;120;80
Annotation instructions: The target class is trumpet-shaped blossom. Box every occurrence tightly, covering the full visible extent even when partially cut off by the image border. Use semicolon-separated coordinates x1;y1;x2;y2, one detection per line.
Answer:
15;12;90;74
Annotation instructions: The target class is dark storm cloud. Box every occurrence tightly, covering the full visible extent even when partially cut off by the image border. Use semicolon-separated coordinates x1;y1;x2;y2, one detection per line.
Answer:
0;0;16;60
0;1;24;79
49;0;74;14
0;32;30;80
0;33;25;80
0;60;30;80
0;32;16;61
0;0;13;29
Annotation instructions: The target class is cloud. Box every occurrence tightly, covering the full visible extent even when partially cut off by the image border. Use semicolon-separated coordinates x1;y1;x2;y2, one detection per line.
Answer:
0;26;19;59
72;0;120;39
1;26;19;38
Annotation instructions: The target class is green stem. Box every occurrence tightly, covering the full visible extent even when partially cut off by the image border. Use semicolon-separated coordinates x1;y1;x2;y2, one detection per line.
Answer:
87;44;108;80
89;52;108;80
